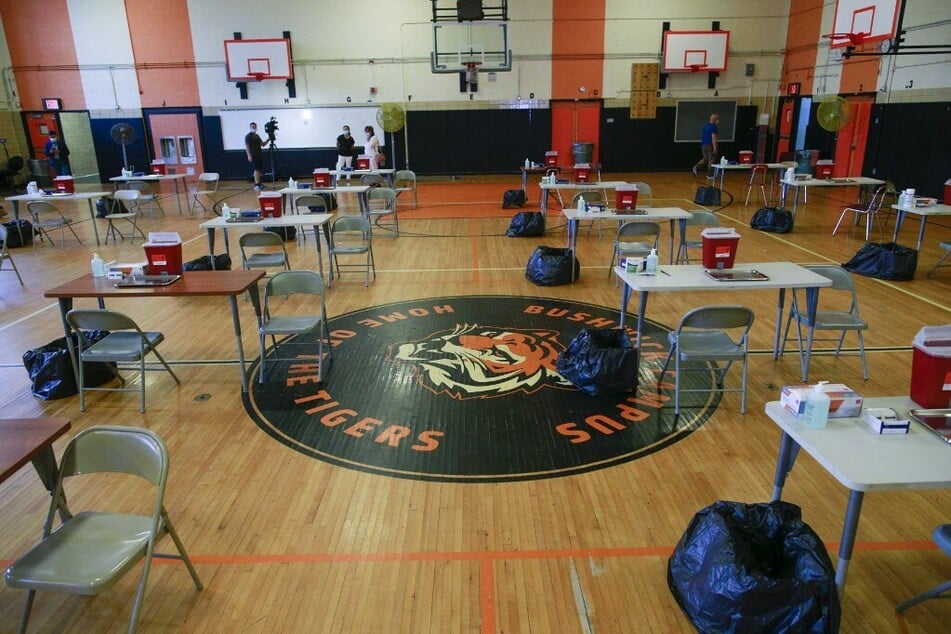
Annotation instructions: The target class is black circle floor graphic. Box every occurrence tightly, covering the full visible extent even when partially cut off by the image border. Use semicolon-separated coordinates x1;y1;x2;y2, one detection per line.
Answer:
244;296;720;482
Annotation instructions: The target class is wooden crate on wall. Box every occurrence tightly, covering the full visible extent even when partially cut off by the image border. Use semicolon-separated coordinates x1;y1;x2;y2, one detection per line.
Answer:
630;63;659;119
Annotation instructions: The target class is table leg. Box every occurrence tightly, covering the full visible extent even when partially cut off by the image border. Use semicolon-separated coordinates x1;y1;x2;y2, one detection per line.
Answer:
635;291;648;349
835;490;865;596
31;448;71;522
540;187;548;215
57;297;79;390
770;431;800;501
773;288;787;359
86;199;102;246
619;282;631;329
916;217;927;251
521;170;528;193
891;209;906;242
567;218;579;282
172;176;185;215
312;224;330;286
11;200;24;244
229;294;250;393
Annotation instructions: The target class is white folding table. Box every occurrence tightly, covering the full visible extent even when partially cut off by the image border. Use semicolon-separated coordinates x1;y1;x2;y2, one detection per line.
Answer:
562;207;693;265
889;202;951;251
109;173;190;215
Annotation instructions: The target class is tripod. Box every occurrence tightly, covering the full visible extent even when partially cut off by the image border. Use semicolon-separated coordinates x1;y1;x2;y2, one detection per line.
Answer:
264;139;280;183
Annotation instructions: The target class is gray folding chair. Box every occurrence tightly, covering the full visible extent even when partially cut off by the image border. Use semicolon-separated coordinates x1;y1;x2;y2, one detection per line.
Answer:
570;191;608;238
609;221;660;282
659;305;755;415
26;201;82;250
3;425;203;634
896;524;951;613
366;186;399;237
258;270;332;383
0;225;24;285
239;231;291;282
292;194;329;244
676;210;719;264
127;180;165;219
927;241;951;278
330;215;375;286
832;185;888;241
394;169;418;209
744;164;772;206
66;309;180;413
188;172;220;215
630;181;653;208
780;264;869;382
105;189;146;244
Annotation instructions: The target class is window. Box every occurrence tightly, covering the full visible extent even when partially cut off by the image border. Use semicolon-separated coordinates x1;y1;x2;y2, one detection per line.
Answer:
178;136;196;164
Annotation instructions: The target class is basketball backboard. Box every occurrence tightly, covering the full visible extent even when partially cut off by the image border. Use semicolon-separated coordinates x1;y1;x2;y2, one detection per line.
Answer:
662;31;730;72
829;0;899;48
224;39;293;81
431;21;511;73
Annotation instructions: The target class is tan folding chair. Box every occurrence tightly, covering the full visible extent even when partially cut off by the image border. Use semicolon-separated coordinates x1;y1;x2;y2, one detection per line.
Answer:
330;215;375;286
394;169;418;209
366;187;399;237
676;210;719;264
188;172;220;215
0;224;24;285
127;180;165;219
26;201;82;250
105;189;146;244
609;221;660;283
3;425;203;634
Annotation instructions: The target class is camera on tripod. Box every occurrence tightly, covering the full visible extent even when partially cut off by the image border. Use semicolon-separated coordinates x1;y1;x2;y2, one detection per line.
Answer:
264;117;278;143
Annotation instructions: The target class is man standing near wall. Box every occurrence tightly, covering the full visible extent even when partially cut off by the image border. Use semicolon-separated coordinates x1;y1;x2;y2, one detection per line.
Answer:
692;114;719;177
245;122;269;190
44;131;70;177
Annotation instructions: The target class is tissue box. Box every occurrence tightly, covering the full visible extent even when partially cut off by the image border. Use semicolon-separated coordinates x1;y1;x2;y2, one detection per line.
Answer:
862;408;910;435
781;384;863;418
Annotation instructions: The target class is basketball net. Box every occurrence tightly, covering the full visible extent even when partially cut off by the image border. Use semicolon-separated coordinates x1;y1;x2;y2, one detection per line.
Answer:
464;61;482;85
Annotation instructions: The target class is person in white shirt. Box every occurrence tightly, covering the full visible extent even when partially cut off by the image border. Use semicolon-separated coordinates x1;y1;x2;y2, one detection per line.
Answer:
364;126;381;170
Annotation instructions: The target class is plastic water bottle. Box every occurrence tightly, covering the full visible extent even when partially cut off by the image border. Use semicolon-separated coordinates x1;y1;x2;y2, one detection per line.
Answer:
802;381;831;429
90;252;106;278
644;248;659;275
577;196;586;212
525;158;531;168
785;167;795;182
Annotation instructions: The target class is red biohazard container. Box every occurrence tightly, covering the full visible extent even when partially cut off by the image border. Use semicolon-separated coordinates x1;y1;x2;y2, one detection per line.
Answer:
258;192;282;218
944;181;951;205
356;156;370;170
738;151;753;164
816;160;834;178
151;161;167;175
53;176;74;193
574;163;591;182
313;170;331;187
911;325;951;408
143;232;183;276
545;150;558;167
701;228;740;269
615;184;639;211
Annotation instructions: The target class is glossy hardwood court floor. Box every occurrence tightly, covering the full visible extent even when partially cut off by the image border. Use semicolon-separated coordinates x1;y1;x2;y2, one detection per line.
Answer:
1;172;949;633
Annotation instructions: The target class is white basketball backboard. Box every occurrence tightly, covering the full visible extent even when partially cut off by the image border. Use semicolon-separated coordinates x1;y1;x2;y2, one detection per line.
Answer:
662;31;730;72
225;39;293;81
830;0;899;48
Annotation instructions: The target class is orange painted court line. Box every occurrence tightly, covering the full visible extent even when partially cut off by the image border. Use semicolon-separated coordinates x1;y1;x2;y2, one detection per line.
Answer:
469;218;482;282
480;559;496;634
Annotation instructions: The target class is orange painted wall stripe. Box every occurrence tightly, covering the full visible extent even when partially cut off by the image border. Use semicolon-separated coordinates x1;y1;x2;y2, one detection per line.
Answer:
125;0;200;107
551;0;605;100
783;0;825;95
839;45;882;94
0;2;85;110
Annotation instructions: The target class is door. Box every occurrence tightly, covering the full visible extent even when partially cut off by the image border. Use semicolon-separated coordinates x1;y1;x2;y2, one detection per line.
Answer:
774;98;796;161
832;97;874;177
144;109;205;176
551;101;601;167
24;113;60;172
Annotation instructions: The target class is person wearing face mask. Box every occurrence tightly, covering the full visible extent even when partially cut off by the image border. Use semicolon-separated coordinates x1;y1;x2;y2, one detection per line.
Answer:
245;122;269;190
44;131;71;176
336;125;356;172
364;125;381;170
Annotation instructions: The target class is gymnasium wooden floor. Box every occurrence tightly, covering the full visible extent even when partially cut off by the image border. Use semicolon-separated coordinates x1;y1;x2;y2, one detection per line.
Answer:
1;171;949;633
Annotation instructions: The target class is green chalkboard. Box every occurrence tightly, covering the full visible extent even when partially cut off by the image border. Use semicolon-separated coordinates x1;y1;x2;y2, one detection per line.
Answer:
674;100;737;143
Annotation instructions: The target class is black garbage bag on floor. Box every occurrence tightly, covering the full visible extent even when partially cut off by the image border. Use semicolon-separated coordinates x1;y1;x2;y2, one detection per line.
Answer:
525;246;580;286
23;331;117;400
2;219;33;248
843;241;917;281
506;211;545;237
556;328;638;396
183;253;232;271
668;500;840;633
751;206;794;233
502;189;526;208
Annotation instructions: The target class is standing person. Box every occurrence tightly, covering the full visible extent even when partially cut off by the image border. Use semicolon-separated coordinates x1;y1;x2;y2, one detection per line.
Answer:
364;125;381;170
336;125;356;172
245;122;269;190
692;113;719;177
44;131;71;176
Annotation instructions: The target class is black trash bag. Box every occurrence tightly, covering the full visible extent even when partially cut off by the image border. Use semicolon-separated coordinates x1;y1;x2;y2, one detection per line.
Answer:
22;330;117;401
264;225;297;241
1;219;33;248
669;500;840;634
556;328;638;396
751;206;794;233
843;241;917;281
502;189;527;209
183;253;232;271
694;186;721;206
525;246;580;286
506;211;545;237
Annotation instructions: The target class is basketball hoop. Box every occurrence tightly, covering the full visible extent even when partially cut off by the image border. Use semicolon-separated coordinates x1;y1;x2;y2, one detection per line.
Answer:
250;72;267;82
822;32;868;46
463;61;482;84
688;64;709;73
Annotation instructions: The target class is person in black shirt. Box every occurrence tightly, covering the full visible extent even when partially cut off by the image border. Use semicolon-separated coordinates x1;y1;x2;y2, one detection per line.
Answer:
245;122;269;190
336;125;356;172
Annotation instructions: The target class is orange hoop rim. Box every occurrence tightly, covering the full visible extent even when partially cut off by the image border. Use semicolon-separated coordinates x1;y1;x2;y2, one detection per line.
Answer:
822;31;868;46
688;63;709;73
250;72;267;82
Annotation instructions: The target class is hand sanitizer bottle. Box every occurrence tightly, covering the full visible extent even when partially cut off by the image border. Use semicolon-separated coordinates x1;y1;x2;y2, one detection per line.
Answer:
802;381;831;429
577;196;586;212
90;252;106;278
644;248;659;275
525;158;531;168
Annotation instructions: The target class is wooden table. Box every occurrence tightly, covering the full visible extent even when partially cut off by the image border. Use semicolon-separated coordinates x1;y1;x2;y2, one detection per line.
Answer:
109;173;191;215
45;270;264;393
766;397;951;596
1;417;72;520
5;191;110;245
616;262;832;351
